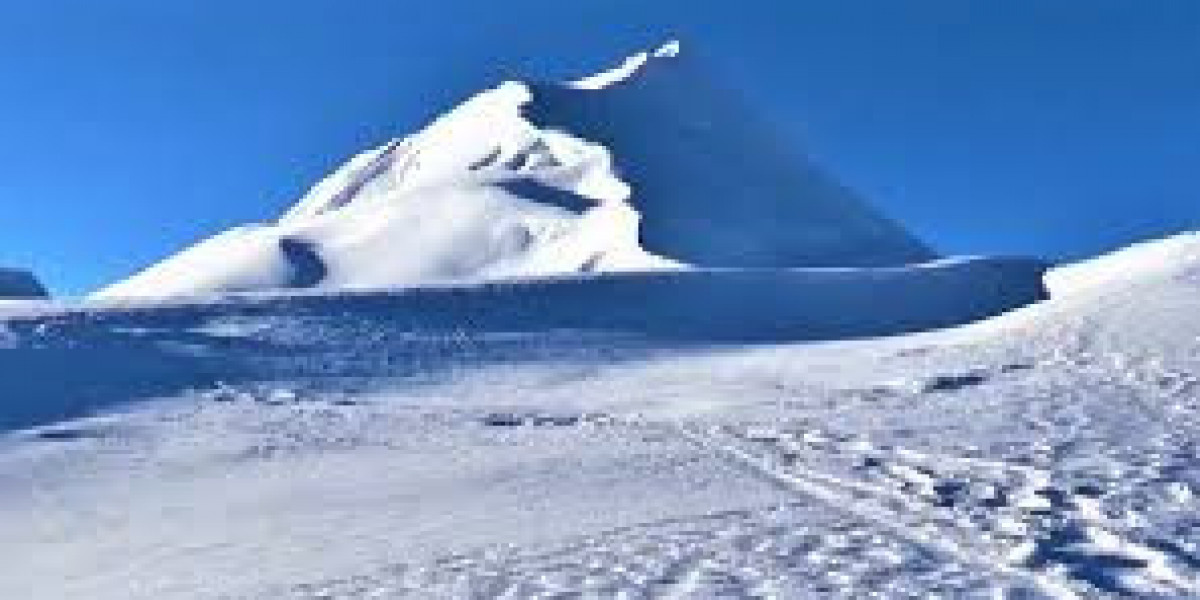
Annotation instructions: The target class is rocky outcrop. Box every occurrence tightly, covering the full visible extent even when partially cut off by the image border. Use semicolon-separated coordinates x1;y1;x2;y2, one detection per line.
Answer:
0;267;49;299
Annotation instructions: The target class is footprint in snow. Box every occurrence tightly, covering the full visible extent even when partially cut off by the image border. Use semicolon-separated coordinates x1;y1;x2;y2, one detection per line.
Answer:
480;412;589;428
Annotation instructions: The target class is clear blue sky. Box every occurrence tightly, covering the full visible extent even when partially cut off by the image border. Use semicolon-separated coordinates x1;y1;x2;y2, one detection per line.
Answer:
1;1;1196;296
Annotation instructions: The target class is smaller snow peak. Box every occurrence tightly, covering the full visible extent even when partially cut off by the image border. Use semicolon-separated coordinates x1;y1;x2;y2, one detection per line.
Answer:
569;40;683;90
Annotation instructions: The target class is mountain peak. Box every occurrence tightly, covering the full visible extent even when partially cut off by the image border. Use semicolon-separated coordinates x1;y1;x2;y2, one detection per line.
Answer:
95;40;935;299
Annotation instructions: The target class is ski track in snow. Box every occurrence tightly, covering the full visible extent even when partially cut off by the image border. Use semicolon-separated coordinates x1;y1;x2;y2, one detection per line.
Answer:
263;407;1200;600
675;422;1200;599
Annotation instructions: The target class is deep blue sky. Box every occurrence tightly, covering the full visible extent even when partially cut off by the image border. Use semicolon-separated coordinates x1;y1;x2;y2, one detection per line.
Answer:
1;1;1196;296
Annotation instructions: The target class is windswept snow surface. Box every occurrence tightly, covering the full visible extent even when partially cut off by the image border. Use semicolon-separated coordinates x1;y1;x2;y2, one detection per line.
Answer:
2;232;1200;599
95;41;933;300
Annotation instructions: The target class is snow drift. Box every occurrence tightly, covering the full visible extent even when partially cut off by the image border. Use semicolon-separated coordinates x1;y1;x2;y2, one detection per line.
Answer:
9;255;1046;432
94;41;935;300
1045;231;1200;297
0;267;48;299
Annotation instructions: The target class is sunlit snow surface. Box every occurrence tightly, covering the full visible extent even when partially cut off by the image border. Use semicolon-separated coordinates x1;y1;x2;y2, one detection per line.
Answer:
2;232;1199;599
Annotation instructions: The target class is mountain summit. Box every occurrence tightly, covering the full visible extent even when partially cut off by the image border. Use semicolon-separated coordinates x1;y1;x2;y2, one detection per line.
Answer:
96;42;934;299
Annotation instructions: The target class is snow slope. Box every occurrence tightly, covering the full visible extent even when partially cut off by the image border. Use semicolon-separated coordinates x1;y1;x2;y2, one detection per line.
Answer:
2;232;1198;599
5;256;1047;432
95;42;933;300
0;267;47;299
1046;231;1200;297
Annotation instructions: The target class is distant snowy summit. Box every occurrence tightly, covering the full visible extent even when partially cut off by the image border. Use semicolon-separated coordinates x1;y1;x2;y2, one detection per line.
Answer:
0;267;48;299
95;41;935;299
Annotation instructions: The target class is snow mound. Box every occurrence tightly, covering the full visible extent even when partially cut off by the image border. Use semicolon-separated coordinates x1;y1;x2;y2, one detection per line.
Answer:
1046;230;1200;297
94;41;934;300
942;230;1200;346
0;267;48;299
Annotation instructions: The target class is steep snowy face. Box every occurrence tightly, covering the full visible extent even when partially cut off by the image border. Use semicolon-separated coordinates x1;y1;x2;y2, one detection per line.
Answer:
95;41;933;299
532;42;935;268
0;267;48;299
97;80;672;299
278;82;634;224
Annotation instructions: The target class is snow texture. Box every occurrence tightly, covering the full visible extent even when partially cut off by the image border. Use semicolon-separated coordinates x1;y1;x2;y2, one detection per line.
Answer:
1;231;1198;600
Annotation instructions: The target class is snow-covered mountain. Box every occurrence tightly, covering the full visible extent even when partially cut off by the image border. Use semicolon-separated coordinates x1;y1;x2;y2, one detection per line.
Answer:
16;39;1200;600
95;41;934;300
0;267;47;299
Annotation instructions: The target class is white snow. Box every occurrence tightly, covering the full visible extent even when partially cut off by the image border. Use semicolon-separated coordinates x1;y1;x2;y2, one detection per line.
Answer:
654;40;682;58
2;231;1199;599
571;40;681;89
1046;231;1200;297
570;51;652;90
95;77;675;300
